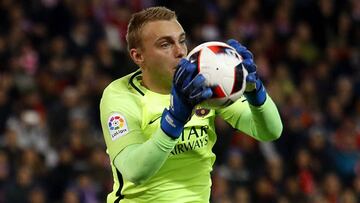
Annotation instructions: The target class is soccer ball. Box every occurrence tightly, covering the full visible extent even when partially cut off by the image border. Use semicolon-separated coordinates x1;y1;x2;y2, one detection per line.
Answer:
187;41;248;108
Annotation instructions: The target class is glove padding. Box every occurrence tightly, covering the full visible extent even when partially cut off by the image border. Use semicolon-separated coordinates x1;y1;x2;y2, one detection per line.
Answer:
161;59;212;139
227;39;266;106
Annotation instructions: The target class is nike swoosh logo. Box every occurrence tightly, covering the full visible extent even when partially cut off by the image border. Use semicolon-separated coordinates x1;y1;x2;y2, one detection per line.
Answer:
148;116;161;125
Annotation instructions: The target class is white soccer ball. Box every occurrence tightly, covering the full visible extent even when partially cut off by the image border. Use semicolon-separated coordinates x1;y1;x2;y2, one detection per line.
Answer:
187;41;248;108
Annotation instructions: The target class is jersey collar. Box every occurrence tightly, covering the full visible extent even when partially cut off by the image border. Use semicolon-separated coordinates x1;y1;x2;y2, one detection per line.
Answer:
129;70;145;96
128;70;171;99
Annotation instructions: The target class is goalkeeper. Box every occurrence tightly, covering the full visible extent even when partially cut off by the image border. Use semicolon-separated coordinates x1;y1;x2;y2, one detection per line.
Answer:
100;6;282;203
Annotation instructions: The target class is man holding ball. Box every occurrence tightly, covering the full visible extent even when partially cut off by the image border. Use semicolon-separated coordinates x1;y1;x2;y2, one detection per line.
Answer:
100;6;282;203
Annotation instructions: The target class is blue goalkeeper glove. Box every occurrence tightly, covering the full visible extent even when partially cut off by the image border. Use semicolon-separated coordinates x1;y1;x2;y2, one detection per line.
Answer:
161;59;213;139
227;39;266;106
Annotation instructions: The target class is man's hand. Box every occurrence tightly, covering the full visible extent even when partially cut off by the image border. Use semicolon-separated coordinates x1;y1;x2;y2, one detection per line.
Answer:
227;39;267;106
161;59;212;139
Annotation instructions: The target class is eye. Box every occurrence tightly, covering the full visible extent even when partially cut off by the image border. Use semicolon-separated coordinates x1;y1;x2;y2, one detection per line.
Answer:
179;39;186;44
160;42;171;48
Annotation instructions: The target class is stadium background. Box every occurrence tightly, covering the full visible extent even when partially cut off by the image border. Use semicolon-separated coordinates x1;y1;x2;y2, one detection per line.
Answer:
0;0;359;202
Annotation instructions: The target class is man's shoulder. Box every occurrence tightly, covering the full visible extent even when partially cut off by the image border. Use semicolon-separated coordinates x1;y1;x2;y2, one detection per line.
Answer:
103;71;142;97
104;72;133;92
100;71;144;108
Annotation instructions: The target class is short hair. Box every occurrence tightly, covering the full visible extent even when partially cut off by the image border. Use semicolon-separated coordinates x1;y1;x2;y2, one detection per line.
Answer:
126;7;177;51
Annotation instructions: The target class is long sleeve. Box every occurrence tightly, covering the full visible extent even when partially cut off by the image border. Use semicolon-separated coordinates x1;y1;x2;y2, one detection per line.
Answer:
114;128;178;185
217;95;283;141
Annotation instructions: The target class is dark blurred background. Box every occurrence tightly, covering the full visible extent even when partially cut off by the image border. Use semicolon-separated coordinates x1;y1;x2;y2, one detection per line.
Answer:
0;0;359;202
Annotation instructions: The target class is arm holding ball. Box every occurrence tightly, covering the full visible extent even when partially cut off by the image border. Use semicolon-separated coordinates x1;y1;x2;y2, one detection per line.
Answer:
216;39;283;141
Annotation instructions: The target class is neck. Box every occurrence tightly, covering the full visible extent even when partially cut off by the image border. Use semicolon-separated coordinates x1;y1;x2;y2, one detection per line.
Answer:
142;73;171;94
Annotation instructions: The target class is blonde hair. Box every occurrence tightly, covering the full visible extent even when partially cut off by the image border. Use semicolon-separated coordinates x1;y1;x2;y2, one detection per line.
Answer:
126;7;177;51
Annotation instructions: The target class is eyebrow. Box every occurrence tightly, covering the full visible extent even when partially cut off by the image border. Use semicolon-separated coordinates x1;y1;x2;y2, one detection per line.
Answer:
155;32;186;43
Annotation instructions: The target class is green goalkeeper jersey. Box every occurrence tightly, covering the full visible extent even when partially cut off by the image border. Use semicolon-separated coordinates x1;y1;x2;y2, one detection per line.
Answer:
100;70;282;203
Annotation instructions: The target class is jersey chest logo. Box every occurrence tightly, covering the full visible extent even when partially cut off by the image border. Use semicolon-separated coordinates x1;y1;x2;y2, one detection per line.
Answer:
108;113;129;140
195;108;210;117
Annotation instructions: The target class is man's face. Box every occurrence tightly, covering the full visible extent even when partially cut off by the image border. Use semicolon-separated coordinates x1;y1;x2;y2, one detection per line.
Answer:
137;19;187;91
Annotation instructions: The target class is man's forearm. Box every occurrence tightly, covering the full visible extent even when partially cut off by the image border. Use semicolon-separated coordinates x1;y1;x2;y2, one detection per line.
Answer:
114;128;178;185
238;95;283;141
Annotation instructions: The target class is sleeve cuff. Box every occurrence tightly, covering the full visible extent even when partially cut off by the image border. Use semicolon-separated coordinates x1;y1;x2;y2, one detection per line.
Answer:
244;80;267;106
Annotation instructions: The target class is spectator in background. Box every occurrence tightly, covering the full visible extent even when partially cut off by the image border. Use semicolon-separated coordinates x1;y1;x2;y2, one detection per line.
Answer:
5;166;34;203
218;148;252;188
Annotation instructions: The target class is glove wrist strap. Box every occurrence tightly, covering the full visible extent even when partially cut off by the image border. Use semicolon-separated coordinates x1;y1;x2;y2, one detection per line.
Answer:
244;79;267;106
160;109;185;139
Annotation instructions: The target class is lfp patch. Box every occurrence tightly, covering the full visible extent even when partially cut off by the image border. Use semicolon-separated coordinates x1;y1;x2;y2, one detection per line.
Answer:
108;113;128;140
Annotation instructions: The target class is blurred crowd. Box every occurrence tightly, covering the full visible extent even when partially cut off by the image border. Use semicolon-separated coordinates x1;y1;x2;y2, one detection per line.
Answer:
0;0;359;202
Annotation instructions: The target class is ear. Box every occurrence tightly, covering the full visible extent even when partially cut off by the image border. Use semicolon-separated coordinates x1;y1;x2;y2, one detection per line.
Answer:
129;48;144;65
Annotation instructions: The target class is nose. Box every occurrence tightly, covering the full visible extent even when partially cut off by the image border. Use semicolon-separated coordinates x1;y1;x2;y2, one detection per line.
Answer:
174;43;186;58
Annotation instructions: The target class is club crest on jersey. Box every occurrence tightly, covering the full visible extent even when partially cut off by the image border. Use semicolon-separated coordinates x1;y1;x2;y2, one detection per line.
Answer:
195;107;210;117
108;113;128;140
